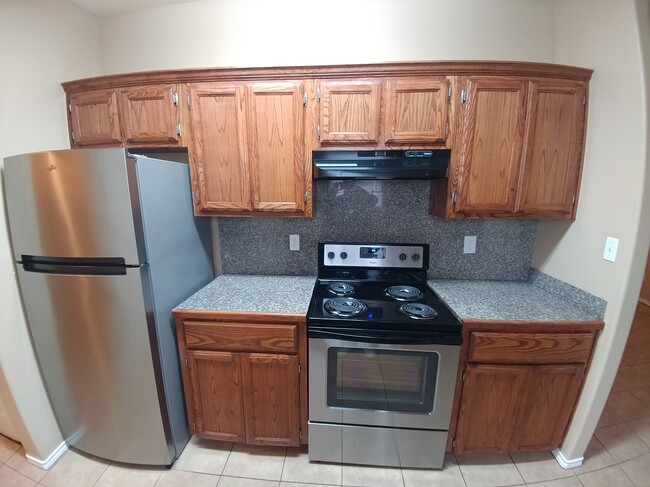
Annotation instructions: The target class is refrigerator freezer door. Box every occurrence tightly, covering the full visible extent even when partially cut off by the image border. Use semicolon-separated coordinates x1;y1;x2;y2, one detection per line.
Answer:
16;266;175;465
4;149;145;265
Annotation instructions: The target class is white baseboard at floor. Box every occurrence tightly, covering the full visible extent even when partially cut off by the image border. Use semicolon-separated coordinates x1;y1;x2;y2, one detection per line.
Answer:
26;441;68;470
552;448;584;469
639;297;650;307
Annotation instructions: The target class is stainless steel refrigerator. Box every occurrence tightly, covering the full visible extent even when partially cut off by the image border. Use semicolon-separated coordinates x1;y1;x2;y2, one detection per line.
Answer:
3;148;214;466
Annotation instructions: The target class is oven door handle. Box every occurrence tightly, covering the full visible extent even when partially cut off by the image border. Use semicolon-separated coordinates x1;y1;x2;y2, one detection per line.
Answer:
308;328;462;345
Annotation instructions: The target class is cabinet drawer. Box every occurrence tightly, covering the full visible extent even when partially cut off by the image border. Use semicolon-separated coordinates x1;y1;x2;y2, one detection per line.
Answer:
467;332;594;364
184;321;298;353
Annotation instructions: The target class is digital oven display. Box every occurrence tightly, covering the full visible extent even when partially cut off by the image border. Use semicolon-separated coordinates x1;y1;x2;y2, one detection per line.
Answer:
359;247;386;259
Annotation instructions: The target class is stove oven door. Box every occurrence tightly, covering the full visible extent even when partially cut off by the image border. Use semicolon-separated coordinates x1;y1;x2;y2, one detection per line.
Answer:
308;336;460;430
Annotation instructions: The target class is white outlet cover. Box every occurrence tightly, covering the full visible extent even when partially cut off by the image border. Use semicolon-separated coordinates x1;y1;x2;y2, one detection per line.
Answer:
603;236;619;262
464;236;477;254
289;234;300;251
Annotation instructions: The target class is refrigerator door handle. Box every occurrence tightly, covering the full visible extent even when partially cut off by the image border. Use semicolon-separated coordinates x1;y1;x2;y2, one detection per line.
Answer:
21;255;136;276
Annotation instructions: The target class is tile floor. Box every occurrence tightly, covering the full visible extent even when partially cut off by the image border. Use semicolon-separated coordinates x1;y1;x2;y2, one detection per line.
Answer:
2;303;650;487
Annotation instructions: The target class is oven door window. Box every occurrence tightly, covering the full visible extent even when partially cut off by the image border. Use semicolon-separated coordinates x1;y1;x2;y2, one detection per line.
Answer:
327;347;438;413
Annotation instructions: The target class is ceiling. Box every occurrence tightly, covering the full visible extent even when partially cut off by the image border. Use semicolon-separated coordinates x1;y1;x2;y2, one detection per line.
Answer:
68;0;199;17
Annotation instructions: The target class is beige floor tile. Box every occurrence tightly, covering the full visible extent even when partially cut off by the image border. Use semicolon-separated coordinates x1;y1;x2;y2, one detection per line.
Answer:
621;346;650;366
218;477;280;487
281;446;341;485
615;366;650;390
628;415;650;447
594;423;650;463
0;435;21;463
610;379;628;393
222;443;286;481
509;451;574;484
402;454;465;487
341;464;404;487
630;385;650;407
279;483;340;487
456;453;524;487
156;469;220;487
521;477;581;487
172;436;232;475
40;450;110;487
572;436;616;474
4;448;47;482
0;464;37;487
606;391;650;421
597;404;626;428
619;452;650;486
94;463;162;487
576;464;634;487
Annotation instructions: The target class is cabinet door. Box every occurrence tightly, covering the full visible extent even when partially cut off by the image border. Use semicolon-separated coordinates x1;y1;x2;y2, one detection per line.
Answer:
384;78;449;144
68;89;122;147
119;84;181;146
455;78;528;215
186;83;252;214
319;80;381;144
513;364;585;451
246;82;306;213
516;81;587;217
454;364;528;454
187;351;246;442
241;353;301;446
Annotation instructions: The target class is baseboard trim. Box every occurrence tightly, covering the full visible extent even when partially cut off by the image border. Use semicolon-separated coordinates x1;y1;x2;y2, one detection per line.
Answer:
26;441;68;470
639;297;650;307
552;448;584;469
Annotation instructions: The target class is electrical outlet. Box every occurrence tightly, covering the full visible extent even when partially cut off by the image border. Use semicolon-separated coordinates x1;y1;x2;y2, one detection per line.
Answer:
289;234;300;251
464;236;477;254
603;236;619;262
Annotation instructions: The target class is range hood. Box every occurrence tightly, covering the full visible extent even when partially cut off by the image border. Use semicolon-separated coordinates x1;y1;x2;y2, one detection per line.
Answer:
313;149;451;180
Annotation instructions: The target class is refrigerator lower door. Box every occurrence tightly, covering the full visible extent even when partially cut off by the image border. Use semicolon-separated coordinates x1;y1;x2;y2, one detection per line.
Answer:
16;265;175;465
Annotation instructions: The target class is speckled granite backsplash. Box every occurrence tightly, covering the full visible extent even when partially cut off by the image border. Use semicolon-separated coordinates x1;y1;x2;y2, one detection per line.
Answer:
217;180;538;279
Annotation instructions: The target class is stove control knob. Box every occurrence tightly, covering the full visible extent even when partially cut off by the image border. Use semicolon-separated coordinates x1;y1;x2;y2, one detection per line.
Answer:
340;251;348;260
327;251;335;259
412;253;421;262
399;253;407;261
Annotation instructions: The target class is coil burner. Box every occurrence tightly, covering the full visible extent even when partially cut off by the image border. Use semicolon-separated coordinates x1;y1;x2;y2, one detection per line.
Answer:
324;297;368;317
327;282;355;296
399;302;438;320
385;285;423;301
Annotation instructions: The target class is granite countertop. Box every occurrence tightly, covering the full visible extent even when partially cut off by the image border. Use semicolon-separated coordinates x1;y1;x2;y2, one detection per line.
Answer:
175;275;317;314
176;273;606;322
428;277;605;322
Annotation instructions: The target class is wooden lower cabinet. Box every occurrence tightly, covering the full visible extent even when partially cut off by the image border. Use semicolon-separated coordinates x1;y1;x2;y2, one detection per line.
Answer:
449;320;603;455
174;311;306;446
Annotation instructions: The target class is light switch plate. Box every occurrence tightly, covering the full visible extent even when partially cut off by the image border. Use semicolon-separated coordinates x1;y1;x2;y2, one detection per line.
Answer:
289;234;300;251
603;236;619;262
464;236;477;254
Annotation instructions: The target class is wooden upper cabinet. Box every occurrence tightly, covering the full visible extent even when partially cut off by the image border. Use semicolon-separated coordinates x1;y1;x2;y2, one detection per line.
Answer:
455;77;528;215
246;82;306;212
383;77;449;144
68;89;122;147
319;80;381;144
516;80;587;217
118;84;181;146
186;83;251;214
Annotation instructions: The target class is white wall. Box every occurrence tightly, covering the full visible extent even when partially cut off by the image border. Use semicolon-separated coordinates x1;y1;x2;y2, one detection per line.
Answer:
533;0;649;460
101;0;555;73
0;0;102;461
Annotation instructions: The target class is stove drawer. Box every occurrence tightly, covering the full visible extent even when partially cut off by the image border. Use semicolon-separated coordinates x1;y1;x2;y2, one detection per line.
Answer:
467;332;595;365
184;321;298;353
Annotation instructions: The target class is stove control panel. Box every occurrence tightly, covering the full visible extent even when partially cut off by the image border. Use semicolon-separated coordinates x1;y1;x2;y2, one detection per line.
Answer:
322;243;426;269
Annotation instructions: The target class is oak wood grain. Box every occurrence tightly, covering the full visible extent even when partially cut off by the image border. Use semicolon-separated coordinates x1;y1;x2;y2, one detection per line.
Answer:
184;321;297;353
68;89;122;147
